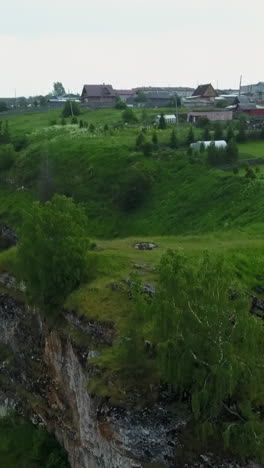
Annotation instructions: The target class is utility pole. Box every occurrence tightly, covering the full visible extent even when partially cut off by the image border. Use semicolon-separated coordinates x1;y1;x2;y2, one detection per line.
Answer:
239;75;242;96
175;94;179;128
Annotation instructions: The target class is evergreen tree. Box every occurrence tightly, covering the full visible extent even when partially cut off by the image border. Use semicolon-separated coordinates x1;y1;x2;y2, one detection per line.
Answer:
203;126;211;141
187;126;195;144
158;113;167;130
225;138;238;164
214;123;223;140
152;131;158;146
0;120;11;145
135;132;145;149
170;129;178;149
226;126;234;142
236;123;247;143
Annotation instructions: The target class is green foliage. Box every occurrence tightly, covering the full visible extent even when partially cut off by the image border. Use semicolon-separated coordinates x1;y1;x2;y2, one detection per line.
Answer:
62;101;80;118
115;97;127;109
187;126;195;144
146;250;264;462
134;90;147;103
52;81;66;96
0;144;16;171
119;168;151;211
135;132;145;149
0;413;69;468
226;126;234;142
142;142;153;156
71;116;78;125
0;120;11;144
214;122;223;140
122;108;138;123
17;195;91;312
203;126;211;141
152;131;158;146
236;123;247;143
225;139;238;164
196;116;210;128
158;113;166;130
170;129;178;149
0;101;8;112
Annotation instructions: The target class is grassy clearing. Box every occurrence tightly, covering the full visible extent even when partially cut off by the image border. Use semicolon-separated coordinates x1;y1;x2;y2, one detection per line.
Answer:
238;140;264;158
65;232;264;331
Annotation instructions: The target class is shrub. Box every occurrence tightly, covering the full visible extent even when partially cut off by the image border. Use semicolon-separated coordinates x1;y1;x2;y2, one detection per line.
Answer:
142;142;153;156
0;144;16;171
119;168;151;211
122;108;138;123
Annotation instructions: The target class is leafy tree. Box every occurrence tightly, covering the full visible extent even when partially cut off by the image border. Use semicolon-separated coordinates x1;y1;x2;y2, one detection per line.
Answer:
17;195;91;312
187;126;195;144
52;82;66;96
0;144;16;171
135;132;145;149
170;95;181;107
152;131;158;146
122;108;138;123
62;100;80;118
158;113;166;130
89;123;96;132
115;96;127;109
0;101;8;112
145;250;264;462
39;96;47;106
134;90;147;103
170;129;178;149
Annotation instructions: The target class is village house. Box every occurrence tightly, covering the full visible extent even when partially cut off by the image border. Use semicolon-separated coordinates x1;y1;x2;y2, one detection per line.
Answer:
81;84;116;108
183;83;218;107
187;110;233;123
115;89;136;102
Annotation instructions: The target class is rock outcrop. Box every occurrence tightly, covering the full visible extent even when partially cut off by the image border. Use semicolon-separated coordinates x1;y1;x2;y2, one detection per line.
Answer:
0;293;259;468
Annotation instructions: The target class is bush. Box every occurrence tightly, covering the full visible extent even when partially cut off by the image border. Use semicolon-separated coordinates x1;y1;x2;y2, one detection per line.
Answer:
142;142;153;156
196;116;210;128
0;144;16;171
135;132;145;149
115;97;127;109
71;116;78;125
122;108;138;123
119;168;151;211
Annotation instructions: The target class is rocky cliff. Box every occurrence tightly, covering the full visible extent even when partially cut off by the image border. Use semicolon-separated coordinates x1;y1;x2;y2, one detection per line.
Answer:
0;290;259;468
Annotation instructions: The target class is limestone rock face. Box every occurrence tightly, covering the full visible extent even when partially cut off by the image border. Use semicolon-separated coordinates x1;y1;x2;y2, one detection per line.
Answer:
0;293;257;468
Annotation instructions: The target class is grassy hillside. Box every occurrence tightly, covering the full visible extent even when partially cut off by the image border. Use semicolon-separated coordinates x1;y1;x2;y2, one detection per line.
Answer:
1;107;264;238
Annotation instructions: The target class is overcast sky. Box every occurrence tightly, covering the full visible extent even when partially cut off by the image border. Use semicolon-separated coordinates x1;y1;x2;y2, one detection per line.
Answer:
1;0;263;97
